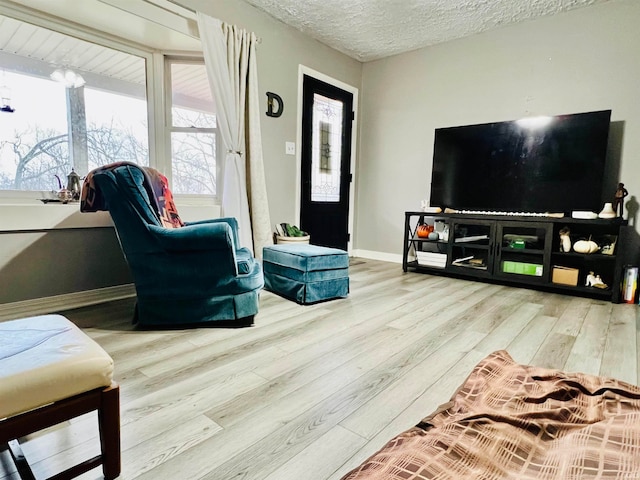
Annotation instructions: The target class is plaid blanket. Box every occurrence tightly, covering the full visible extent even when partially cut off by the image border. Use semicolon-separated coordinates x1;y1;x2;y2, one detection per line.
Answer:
80;162;183;229
342;350;640;479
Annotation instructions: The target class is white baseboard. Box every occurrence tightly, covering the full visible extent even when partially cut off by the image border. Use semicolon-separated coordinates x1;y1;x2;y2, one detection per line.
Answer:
352;249;402;264
0;284;136;322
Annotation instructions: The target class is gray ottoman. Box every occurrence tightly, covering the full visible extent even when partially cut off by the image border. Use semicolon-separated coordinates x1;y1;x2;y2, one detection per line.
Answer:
263;244;349;304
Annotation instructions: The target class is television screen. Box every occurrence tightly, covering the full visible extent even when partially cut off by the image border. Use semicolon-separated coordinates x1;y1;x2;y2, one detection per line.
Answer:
430;110;612;214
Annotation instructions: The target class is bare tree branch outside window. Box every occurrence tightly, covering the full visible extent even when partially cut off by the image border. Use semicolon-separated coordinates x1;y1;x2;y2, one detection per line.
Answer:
0;123;148;191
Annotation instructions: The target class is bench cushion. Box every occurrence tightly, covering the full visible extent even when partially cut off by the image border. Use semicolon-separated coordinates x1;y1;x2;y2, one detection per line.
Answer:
0;315;114;419
263;244;349;272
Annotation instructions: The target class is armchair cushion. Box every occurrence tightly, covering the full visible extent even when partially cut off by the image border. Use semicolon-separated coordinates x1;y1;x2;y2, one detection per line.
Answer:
236;248;255;275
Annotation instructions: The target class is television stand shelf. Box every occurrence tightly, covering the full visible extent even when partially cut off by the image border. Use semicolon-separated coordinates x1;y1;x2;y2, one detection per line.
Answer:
403;211;640;303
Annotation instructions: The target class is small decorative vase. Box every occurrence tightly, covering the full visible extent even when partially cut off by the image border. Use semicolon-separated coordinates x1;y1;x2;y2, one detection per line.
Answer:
598;202;616;219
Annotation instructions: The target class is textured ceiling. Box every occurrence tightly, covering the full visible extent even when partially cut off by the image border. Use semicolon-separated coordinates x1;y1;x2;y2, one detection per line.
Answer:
241;0;611;62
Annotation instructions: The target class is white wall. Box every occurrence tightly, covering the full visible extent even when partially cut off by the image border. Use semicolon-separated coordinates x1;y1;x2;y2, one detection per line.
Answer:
357;0;640;255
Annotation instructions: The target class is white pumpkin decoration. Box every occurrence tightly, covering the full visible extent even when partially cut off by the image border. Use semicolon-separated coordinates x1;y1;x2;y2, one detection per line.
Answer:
573;240;600;254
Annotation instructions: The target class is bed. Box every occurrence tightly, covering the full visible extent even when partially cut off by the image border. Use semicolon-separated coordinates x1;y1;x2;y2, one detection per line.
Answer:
341;350;640;479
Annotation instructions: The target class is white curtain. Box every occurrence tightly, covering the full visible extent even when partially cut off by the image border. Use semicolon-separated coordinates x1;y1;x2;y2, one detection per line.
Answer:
196;12;272;257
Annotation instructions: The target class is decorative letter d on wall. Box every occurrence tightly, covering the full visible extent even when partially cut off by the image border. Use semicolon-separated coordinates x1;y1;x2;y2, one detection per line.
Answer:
266;92;283;117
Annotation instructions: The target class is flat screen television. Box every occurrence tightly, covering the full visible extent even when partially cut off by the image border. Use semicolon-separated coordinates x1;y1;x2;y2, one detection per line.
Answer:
429;110;613;214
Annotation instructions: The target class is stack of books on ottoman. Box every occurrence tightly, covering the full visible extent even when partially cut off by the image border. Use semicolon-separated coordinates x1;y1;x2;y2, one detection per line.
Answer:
415;251;447;268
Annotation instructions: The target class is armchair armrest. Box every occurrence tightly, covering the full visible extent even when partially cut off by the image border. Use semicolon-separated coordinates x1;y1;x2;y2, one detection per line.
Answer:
148;223;234;253
184;217;240;248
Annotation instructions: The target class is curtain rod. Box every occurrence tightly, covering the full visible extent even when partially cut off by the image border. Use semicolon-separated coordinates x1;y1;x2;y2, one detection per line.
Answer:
146;0;197;20
162;0;262;43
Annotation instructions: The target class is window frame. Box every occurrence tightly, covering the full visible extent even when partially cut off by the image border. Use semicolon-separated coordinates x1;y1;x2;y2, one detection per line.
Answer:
0;2;220;206
163;56;220;198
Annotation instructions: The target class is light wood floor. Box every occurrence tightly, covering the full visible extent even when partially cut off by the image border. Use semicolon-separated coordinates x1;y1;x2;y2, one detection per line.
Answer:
2;258;639;480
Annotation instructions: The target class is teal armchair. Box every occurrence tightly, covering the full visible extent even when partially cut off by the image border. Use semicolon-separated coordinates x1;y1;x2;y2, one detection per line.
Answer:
81;163;263;327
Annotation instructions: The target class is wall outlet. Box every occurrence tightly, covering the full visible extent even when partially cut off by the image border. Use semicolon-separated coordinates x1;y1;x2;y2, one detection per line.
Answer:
285;142;296;155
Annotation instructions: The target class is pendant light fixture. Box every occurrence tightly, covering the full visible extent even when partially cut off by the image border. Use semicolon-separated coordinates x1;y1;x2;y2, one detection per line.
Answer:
50;68;85;88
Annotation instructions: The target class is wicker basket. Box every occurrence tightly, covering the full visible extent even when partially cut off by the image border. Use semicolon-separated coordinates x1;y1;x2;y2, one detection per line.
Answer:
275;234;310;245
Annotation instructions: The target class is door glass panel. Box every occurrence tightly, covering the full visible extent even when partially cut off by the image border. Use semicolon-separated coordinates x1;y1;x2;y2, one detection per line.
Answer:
311;93;342;202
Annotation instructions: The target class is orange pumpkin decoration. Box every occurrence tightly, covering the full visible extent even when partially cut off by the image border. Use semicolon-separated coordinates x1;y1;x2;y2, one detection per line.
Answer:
416;224;433;238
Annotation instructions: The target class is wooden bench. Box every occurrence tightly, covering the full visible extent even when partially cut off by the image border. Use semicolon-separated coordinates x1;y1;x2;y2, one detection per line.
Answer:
0;315;120;479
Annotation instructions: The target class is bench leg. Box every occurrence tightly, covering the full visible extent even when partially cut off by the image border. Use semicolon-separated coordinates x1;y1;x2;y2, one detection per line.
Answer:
7;439;36;480
98;385;121;480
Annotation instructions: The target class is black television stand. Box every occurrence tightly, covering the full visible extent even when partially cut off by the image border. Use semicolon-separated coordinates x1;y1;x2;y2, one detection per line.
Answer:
403;211;640;302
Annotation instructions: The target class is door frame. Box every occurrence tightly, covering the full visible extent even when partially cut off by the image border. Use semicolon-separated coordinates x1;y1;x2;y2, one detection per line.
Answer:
296;65;359;254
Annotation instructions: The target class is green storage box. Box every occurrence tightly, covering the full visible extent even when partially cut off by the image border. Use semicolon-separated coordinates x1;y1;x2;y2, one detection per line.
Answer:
502;261;543;277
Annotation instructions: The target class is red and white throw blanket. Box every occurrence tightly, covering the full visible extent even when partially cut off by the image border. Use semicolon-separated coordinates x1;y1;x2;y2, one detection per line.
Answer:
80;161;184;229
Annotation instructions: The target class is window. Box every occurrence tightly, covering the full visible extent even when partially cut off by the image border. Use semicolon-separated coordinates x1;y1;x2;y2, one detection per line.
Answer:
0;14;148;193
0;10;219;200
166;58;218;196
